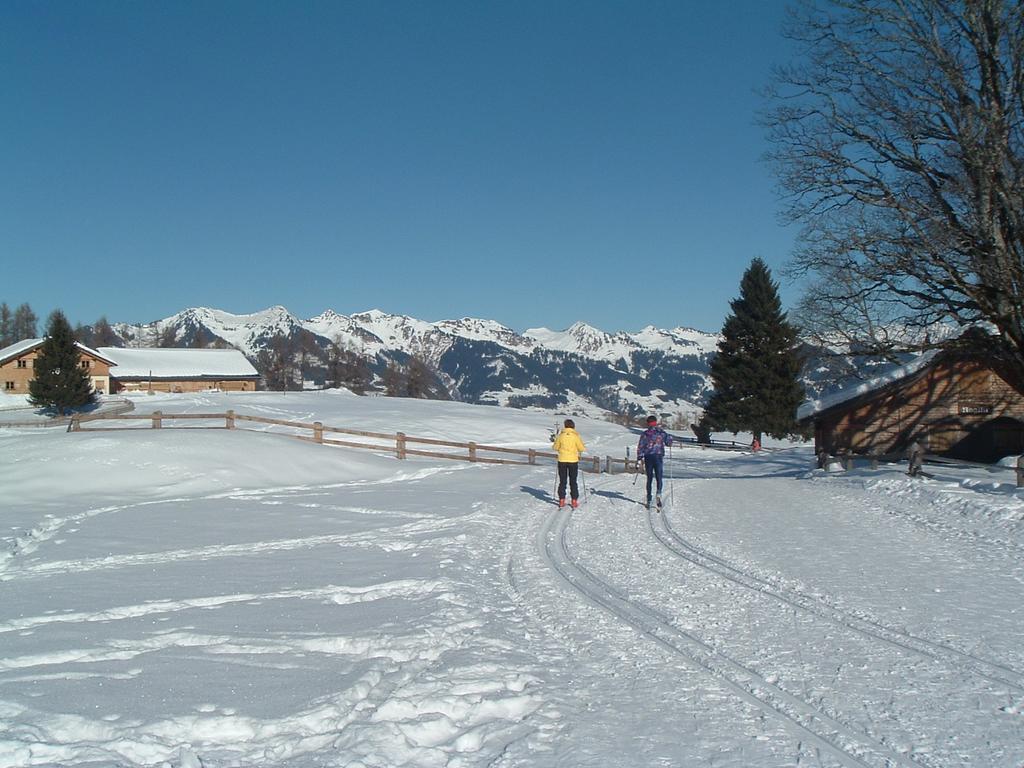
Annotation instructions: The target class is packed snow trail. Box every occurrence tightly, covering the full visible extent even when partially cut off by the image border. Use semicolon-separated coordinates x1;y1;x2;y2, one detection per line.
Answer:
539;502;910;768
534;452;1024;768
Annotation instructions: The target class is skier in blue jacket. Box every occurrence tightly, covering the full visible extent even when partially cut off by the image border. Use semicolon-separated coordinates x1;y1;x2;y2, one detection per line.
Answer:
637;415;673;509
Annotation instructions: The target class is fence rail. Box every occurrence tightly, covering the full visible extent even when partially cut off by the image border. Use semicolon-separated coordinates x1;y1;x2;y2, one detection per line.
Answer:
70;409;640;474
0;398;134;429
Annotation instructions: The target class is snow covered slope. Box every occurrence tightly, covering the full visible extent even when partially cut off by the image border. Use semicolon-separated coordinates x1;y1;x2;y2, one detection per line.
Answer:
524;321;718;362
2;391;1021;767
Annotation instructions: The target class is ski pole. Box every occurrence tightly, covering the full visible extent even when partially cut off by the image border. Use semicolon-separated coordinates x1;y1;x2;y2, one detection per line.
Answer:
668;444;674;508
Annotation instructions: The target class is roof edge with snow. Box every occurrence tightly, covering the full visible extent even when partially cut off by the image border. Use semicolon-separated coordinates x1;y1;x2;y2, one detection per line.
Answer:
797;350;941;422
0;338;119;367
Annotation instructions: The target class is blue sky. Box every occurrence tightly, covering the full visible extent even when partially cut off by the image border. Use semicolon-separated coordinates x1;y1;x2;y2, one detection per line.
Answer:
2;1;800;335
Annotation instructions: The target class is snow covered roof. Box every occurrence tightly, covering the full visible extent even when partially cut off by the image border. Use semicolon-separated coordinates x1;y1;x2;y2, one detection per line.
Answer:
0;338;42;364
98;347;259;379
0;338;118;366
797;349;941;421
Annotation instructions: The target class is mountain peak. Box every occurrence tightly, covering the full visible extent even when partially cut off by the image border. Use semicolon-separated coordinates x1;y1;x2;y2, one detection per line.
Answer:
308;308;345;323
352;309;392;320
109;303;720;416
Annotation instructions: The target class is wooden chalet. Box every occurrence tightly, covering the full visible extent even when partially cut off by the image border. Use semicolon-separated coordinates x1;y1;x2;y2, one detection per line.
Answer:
0;338;117;395
799;347;1024;464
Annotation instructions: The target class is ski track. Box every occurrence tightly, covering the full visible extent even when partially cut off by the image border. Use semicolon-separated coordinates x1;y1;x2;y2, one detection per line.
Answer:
0;579;457;637
1;518;459;582
645;502;1024;693
539;503;924;768
0;467;464;581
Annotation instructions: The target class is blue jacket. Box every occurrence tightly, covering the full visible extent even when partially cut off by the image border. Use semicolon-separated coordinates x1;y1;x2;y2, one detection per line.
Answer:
637;427;673;458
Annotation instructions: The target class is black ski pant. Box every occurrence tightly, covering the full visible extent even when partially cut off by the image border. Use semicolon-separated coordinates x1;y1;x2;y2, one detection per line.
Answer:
557;461;580;501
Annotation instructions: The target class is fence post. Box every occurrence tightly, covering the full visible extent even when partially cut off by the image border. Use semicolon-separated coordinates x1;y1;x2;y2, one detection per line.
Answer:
396;432;406;459
528;449;536;465
153;411;162;429
593;456;600;473
1017;455;1024;488
70;415;80;432
226;410;235;430
468;442;477;462
605;456;611;473
314;421;323;444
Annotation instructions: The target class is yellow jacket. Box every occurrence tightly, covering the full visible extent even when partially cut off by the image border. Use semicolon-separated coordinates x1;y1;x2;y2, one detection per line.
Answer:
552;427;586;463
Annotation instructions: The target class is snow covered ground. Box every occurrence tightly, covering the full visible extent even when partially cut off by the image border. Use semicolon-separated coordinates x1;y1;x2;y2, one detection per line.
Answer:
1;391;1022;767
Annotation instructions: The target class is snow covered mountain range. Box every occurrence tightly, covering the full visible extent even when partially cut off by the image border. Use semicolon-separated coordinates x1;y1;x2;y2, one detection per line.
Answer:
110;306;719;418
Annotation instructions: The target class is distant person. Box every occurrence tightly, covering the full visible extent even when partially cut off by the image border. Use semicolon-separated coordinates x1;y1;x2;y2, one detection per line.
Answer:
637;415;673;509
552;418;586;508
907;439;926;477
751;436;761;452
816;448;829;470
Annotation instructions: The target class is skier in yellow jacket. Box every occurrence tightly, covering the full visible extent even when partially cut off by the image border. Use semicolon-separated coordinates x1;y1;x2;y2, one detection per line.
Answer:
551;418;586;508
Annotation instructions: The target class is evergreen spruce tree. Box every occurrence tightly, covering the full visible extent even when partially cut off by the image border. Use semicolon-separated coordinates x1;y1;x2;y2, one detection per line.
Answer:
702;258;804;442
29;310;98;415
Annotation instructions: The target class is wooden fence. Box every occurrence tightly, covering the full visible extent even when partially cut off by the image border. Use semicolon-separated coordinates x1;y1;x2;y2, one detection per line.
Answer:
0;398;134;429
69;409;643;474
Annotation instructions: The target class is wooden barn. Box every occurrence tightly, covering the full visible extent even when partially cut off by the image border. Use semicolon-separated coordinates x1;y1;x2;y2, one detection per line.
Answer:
98;347;260;393
0;338;117;395
798;348;1024;464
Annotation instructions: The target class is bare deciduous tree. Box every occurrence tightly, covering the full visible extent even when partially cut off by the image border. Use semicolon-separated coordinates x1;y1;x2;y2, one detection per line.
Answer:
157;325;178;348
256;334;298;391
92;316;119;347
0;303;12;347
326;335;372;394
405;355;434;399
766;0;1024;377
382;360;405;397
12;303;37;342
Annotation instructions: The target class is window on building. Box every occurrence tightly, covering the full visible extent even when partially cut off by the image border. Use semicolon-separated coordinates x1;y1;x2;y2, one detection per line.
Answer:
4;382;14;390
81;360;91;369
16;359;27;368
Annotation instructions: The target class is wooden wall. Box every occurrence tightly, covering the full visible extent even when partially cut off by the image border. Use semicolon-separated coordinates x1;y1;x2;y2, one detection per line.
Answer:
113;379;258;393
815;358;1024;460
1;349;112;395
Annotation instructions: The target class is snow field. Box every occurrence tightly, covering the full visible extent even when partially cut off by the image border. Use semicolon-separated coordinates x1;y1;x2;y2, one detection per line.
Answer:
1;391;1022;766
